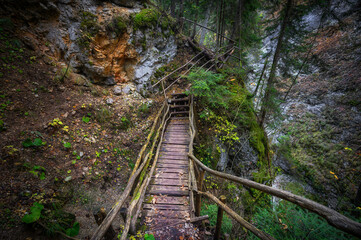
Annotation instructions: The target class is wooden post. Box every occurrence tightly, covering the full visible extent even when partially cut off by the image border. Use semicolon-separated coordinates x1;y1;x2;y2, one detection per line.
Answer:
214;195;226;240
94;208;116;240
195;170;205;216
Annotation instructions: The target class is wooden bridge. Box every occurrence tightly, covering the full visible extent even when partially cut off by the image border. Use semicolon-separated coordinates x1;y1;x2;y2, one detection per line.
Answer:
91;93;361;240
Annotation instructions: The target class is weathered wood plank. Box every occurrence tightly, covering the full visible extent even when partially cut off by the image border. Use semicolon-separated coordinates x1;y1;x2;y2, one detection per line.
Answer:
157;159;188;164
143;210;190;219
157;163;188;168
151;178;188;186
143;204;189;211
145;195;189;205
153;172;188;179
155;168;188;174
149;190;189;196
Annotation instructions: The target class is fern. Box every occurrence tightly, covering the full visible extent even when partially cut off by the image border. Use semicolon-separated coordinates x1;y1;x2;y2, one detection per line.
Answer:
249;201;355;239
186;69;234;109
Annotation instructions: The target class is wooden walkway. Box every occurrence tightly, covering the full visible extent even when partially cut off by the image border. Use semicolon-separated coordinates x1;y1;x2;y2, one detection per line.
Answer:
142;95;199;239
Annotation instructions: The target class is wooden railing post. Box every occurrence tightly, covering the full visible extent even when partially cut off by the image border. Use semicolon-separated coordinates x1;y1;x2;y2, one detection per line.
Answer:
214;195;226;240
195;170;205;216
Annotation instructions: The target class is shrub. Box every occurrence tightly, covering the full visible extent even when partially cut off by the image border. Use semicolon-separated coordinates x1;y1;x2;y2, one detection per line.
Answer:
22;202;80;237
200;203;233;234
186;69;234;109
249;201;353;239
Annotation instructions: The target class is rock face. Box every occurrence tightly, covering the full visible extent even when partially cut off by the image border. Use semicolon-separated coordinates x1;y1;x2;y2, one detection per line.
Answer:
269;13;361;208
130;29;177;92
3;0;177;92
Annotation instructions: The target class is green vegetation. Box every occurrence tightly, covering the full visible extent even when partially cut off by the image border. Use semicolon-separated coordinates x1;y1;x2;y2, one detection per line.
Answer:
186;68;268;167
276;113;361;207
249;201;354;239
22;138;46;148
133;9;160;29
200;203;232;234
107;15;128;35
22;202;80;237
77;11;99;48
63;141;72;149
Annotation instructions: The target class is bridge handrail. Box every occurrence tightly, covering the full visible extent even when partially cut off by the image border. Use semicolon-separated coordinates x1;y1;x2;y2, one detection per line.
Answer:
91;101;170;240
187;97;361;239
187;154;361;238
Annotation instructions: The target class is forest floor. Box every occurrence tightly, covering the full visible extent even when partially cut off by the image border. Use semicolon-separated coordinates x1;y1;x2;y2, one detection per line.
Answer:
0;20;168;239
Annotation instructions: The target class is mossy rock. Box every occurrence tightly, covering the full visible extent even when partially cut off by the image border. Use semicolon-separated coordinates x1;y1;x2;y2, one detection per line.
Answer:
107;15;128;36
133;9;160;29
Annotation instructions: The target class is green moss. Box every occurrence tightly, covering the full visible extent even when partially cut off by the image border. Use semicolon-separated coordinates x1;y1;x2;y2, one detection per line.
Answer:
249;120;266;160
133;9;159;29
107;15;128;36
77;11;99;48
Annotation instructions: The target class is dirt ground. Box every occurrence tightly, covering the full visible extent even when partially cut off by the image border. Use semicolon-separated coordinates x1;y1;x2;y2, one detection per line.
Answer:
0;20;167;239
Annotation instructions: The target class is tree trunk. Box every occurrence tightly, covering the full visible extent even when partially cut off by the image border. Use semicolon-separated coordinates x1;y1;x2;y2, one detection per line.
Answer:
259;0;293;126
178;0;184;32
355;182;361;207
191;0;199;39
253;57;269;97
170;0;176;17
199;6;210;45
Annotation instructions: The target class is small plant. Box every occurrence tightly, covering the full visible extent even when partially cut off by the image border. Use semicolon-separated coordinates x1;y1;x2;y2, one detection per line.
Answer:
63;142;72;149
138;103;150;114
29;165;46;180
22;138;46;148
22;202;44;223
22;202;80;237
118;116;131;130
82;116;90;123
200;203;232;234
49;118;63;128
144;234;155;240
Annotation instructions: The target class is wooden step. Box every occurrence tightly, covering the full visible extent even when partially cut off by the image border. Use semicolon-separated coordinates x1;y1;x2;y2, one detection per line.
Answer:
145;195;189;205
170;105;189;109
151;177;188;186
171;117;189;120
155;168;188;174
171;111;189;115
143;204;189;211
153;172;188;179
169;98;189;103
143;210;190;219
171;93;188;97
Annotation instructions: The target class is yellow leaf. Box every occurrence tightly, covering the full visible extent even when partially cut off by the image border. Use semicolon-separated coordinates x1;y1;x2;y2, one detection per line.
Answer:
330;171;335;175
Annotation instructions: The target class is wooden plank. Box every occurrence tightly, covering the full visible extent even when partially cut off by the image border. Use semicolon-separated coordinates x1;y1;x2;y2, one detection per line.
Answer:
158;156;188;161
143;204;188;211
162;141;189;145
151;178;188;186
157;163;188;168
155;168;188;174
154;172;188;179
148;190;189;196
143;210;190;219
162;144;189;148
157;159;188;164
159;152;188;157
149;185;188;191
145;195;189;205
